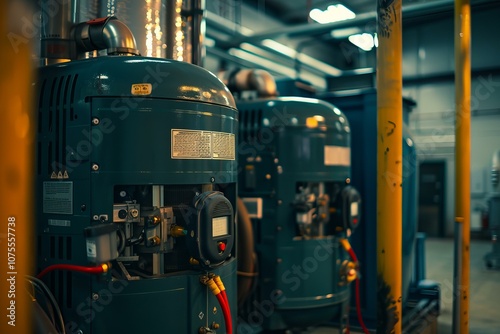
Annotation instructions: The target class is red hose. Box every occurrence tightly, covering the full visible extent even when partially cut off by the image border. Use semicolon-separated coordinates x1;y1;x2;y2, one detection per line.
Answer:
355;277;370;334
37;264;107;279
340;239;370;334
216;292;232;334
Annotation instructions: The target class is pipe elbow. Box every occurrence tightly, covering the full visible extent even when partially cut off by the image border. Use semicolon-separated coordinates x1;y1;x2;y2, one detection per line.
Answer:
248;69;278;98
74;16;139;56
222;68;278;98
101;18;139;56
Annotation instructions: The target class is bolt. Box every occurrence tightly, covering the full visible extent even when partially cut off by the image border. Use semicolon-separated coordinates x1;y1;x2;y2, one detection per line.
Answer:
213;306;217;314
210;177;215;183
92;215;99;221
277;258;282;263
346;178;351;184
81;204;86;212
76;330;84;334
92;163;99;171
129;209;139;218
92;293;99;301
211;322;220;329
274;158;279;164
148;236;161;246
277;200;282;205
265;174;271;180
91;117;100;125
205;260;210;265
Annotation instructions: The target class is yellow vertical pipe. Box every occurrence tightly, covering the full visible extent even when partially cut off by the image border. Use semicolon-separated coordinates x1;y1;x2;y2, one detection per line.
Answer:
453;0;471;333
0;1;34;334
377;0;403;333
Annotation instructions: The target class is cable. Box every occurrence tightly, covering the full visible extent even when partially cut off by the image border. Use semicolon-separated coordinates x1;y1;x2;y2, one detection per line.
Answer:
26;275;66;334
213;275;231;324
339;238;370;334
204;276;232;334
37;263;108;279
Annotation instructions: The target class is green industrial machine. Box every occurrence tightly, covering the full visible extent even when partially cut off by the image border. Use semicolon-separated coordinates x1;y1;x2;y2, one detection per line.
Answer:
35;55;238;333
236;96;361;333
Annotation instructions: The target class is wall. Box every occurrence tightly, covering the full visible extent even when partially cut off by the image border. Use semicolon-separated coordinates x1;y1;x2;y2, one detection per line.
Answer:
403;5;500;236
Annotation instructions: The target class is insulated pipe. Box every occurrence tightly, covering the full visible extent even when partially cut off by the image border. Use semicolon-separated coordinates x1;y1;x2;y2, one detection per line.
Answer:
0;2;35;333
452;0;471;333
73;16;140;57
376;0;403;333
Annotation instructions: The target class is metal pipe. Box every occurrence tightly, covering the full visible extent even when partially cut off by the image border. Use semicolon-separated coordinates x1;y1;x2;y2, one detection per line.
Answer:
452;0;471;332
0;1;35;333
452;218;463;333
165;0;177;59
191;0;205;66
73;16;140;57
221;68;278;98
40;0;76;64
376;0;403;333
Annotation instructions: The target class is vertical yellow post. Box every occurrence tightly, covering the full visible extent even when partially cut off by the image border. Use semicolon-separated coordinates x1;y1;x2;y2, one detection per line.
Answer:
453;0;471;333
377;0;403;333
0;1;34;334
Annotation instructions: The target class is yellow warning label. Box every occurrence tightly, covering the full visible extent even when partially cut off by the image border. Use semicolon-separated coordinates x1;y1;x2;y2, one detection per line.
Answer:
131;83;152;96
171;129;235;160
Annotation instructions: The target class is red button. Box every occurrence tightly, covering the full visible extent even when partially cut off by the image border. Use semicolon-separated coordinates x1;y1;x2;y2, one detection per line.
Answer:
218;242;226;252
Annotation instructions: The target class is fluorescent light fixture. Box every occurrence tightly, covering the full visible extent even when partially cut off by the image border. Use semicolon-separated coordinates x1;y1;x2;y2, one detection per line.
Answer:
228;48;296;77
261;39;297;58
261;39;342;76
204;37;216;47
348;33;378;51
309;4;356;24
330;27;362;39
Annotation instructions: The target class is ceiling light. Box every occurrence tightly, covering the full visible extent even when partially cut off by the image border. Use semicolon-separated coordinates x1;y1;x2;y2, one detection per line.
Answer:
348;33;377;51
309;4;356;24
330;27;362;39
261;39;342;76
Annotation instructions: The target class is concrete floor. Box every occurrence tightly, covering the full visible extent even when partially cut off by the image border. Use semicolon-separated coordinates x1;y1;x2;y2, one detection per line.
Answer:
306;238;500;334
426;238;500;334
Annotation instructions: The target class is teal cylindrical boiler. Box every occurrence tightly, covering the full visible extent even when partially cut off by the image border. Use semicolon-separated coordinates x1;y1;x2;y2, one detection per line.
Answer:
237;97;360;332
35;56;238;334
